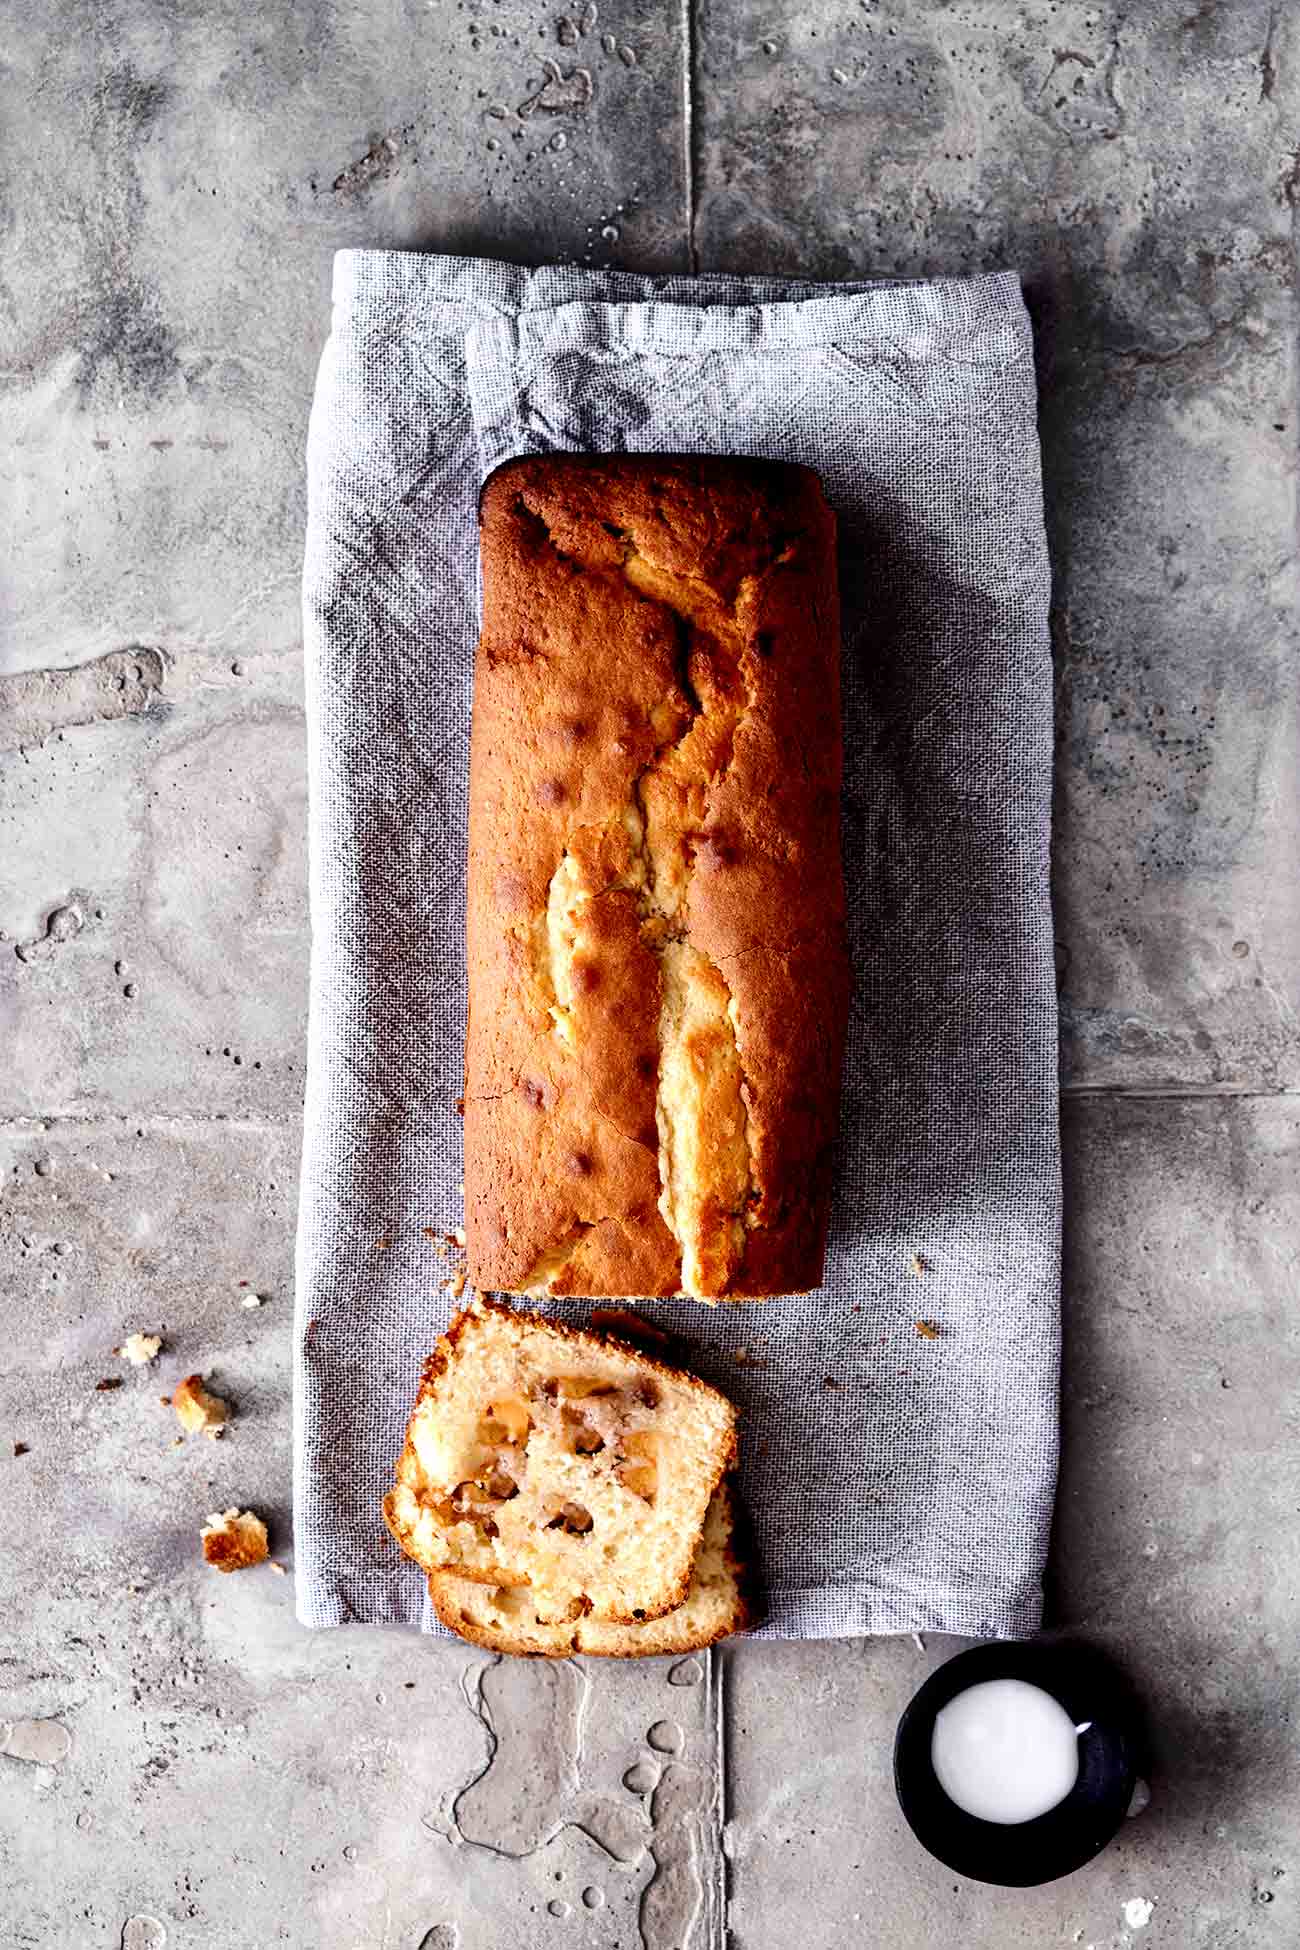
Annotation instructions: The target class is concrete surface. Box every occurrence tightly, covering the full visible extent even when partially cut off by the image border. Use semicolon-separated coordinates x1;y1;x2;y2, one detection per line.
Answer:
1;1;1297;1946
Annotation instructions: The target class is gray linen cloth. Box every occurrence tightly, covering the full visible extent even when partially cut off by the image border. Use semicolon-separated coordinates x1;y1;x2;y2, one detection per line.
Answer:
296;249;1060;1640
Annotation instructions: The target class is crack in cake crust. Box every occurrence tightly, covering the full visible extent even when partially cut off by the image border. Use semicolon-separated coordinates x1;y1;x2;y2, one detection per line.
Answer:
522;524;768;1298
464;454;848;1303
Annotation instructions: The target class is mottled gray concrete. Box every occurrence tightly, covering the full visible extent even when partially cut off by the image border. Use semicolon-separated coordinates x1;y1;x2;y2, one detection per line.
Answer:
697;0;1300;1095
728;1094;1300;1948
2;0;1298;1945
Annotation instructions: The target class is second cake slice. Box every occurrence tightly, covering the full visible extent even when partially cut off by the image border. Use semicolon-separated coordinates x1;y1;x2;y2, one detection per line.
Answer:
383;1298;737;1624
427;1479;749;1657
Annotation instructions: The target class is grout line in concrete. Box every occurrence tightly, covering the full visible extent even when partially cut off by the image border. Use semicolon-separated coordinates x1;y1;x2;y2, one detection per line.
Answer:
1060;1083;1299;1101
3;1088;1298;1138
0;1112;303;1135
682;0;698;273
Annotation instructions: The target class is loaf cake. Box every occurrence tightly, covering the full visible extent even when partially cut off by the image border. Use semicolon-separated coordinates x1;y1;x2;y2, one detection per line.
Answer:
464;453;848;1302
382;1298;738;1624
426;1479;749;1657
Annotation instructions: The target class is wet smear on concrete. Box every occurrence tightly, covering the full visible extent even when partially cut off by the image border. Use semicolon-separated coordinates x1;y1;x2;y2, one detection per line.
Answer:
73;69;180;407
331;129;408;196
0;647;166;751
453;1655;585;1854
570;1791;647;1864
640;1760;713;1950
13;902;87;965
441;1650;725;1945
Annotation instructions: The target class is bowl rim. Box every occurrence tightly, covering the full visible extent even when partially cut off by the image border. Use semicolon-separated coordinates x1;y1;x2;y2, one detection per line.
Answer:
893;1640;1140;1888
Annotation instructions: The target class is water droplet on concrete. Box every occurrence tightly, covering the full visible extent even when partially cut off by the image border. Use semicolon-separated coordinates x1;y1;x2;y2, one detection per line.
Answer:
667;1657;702;1687
48;906;83;941
646;1719;683;1755
600;224;619;242
762;38;778;55
342;1842;358;1862
547;1899;570;1919
120;1919;166;1950
2;1718;72;1766
581;1886;604;1909
33;1158;52;1176
487;137;500;150
416;1928;459;1950
550;131;567;150
622;1760;658;1795
122;983;137;999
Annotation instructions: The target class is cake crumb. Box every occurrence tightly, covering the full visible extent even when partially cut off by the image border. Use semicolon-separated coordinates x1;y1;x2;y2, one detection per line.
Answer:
915;1320;941;1340
173;1374;232;1438
590;1308;673;1347
115;1331;162;1366
823;1374;840;1389
95;1377;123;1392
201;1507;268;1573
268;1559;287;1576
448;1268;467;1299
240;1292;263;1310
910;1252;930;1277
453;1226;466;1247
13;1440;29;1457
421;1226;439;1240
376;1235;392;1251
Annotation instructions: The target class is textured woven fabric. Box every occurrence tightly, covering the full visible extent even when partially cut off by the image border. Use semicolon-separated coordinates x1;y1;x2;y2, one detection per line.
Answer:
296;249;1060;1640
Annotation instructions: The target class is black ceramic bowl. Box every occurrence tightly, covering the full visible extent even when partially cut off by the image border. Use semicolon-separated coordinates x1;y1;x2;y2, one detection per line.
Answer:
894;1641;1141;1887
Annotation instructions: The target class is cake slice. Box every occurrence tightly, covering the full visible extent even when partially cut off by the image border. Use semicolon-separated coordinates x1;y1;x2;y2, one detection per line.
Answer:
382;1298;737;1624
426;1479;749;1657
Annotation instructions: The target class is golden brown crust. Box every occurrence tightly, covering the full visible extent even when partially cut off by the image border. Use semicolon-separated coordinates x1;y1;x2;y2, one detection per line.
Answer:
464;454;848;1301
201;1507;269;1573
